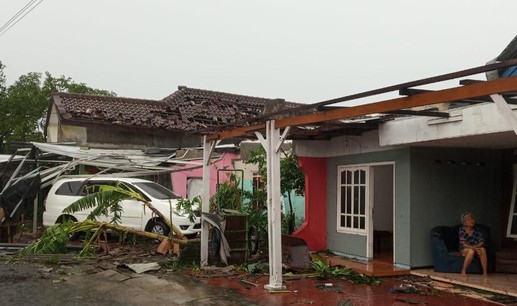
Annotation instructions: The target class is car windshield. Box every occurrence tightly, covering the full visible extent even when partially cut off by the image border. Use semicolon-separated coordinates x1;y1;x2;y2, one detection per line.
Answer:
133;182;180;200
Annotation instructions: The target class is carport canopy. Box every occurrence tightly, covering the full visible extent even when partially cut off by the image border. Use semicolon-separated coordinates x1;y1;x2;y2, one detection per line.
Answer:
197;59;517;290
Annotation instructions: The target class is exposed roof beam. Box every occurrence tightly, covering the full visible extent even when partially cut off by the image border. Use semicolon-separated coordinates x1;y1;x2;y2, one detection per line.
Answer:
459;79;485;85
384;109;449;118
274;76;517;129
205;59;517;136
206;123;266;140
207;75;517;141
322;103;448;118
400;87;517;105
399;88;492;104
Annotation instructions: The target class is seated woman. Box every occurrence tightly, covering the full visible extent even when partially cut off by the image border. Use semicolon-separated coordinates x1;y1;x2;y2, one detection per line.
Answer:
459;212;488;280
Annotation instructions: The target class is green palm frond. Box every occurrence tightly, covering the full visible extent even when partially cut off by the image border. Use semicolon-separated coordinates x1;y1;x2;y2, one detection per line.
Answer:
17;220;100;256
62;183;144;223
18;223;70;255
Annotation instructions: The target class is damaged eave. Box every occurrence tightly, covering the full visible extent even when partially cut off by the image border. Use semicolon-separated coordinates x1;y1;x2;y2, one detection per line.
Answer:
204;59;517;141
274;75;517;129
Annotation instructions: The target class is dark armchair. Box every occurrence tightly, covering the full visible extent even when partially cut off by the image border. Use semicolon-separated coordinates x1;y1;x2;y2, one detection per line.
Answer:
430;224;495;273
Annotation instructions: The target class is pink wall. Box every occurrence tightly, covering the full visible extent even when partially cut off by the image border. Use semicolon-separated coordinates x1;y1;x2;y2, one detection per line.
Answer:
293;156;327;251
171;152;240;198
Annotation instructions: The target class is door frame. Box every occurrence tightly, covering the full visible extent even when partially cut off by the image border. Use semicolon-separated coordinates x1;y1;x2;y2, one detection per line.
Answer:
367;162;395;260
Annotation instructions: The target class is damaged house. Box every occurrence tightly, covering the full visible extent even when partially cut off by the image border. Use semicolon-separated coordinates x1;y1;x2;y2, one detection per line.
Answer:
44;86;305;217
200;37;517;291
46;86;296;149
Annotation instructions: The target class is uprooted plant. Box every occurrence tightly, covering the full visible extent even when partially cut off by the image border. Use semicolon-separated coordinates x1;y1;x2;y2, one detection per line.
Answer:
310;255;381;285
18;182;187;257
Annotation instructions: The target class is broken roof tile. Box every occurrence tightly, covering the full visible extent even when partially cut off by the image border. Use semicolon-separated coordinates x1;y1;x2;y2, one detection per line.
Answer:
52;87;301;133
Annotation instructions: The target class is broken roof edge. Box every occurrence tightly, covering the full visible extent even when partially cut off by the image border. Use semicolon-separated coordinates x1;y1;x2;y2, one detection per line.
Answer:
52;91;163;105
161;85;303;106
205;58;517;141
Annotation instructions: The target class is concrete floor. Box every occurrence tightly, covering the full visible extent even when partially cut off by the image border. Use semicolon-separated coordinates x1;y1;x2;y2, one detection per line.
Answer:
317;250;517;300
412;268;517;298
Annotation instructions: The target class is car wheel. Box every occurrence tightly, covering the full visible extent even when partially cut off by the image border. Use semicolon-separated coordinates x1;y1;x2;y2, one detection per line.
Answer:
56;215;81;241
248;225;259;255
148;219;170;236
209;228;221;258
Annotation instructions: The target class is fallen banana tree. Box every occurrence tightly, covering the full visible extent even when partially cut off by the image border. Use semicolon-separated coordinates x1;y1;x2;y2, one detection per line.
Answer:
18;219;188;257
18;181;190;257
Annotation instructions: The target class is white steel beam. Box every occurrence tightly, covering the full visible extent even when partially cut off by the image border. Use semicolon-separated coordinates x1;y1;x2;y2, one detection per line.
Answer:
275;126;291;153
491;94;517;136
255;131;267;148
201;136;216;266
263;120;285;290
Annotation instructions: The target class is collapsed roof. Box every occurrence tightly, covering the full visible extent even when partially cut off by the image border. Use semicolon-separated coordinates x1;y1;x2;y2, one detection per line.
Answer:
49;85;399;141
50;86;302;133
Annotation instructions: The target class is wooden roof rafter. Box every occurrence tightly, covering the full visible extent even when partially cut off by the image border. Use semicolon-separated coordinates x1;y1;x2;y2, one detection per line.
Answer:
399;87;517;105
205;59;517;141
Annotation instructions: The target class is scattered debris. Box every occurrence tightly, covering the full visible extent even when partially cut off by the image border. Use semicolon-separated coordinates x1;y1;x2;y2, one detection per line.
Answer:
388;284;419;294
282;234;311;269
92;269;131;282
283;272;313;280
125;262;161;274
240;279;258;287
268;290;292;294
488;294;517;304
245;262;268;274
430;280;454;288
200;264;236;278
316;283;344;293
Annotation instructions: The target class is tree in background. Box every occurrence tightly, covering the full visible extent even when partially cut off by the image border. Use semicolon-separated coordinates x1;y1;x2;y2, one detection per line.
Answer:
246;146;305;234
0;61;116;153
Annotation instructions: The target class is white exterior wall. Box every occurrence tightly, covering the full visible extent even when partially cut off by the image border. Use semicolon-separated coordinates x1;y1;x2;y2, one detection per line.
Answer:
46;105;60;143
379;103;517;148
295;130;399;158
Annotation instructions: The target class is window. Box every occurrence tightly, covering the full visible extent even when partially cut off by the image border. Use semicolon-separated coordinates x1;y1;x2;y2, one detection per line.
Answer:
252;173;263;192
133;182;180;200
55;181;83;196
337;166;368;234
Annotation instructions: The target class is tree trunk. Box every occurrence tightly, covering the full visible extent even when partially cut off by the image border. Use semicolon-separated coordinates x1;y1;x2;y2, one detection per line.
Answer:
141;201;186;239
287;192;295;234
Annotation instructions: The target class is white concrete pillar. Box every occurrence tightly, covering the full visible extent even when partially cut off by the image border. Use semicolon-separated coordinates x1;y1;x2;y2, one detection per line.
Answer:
201;136;215;266
264;120;284;290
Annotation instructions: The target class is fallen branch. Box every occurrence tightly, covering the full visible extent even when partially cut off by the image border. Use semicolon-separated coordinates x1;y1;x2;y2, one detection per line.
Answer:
17;219;188;257
240;279;258;287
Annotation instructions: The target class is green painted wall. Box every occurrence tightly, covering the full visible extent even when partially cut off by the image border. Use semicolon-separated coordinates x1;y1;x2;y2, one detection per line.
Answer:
409;147;505;267
242;180;306;227
326;146;507;268
327;148;411;264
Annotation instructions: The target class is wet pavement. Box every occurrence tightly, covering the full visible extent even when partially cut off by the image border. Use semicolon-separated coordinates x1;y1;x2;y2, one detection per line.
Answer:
0;261;258;306
1;259;515;306
201;274;513;306
1;242;515;306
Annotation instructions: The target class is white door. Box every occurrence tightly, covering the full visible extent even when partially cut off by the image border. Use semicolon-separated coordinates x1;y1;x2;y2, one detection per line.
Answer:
337;166;371;255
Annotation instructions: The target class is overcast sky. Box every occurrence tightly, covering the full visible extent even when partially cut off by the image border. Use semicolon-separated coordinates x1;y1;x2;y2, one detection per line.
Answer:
0;1;516;104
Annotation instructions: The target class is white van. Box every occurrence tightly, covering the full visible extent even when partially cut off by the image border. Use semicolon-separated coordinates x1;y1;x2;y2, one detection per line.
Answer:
43;177;201;238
